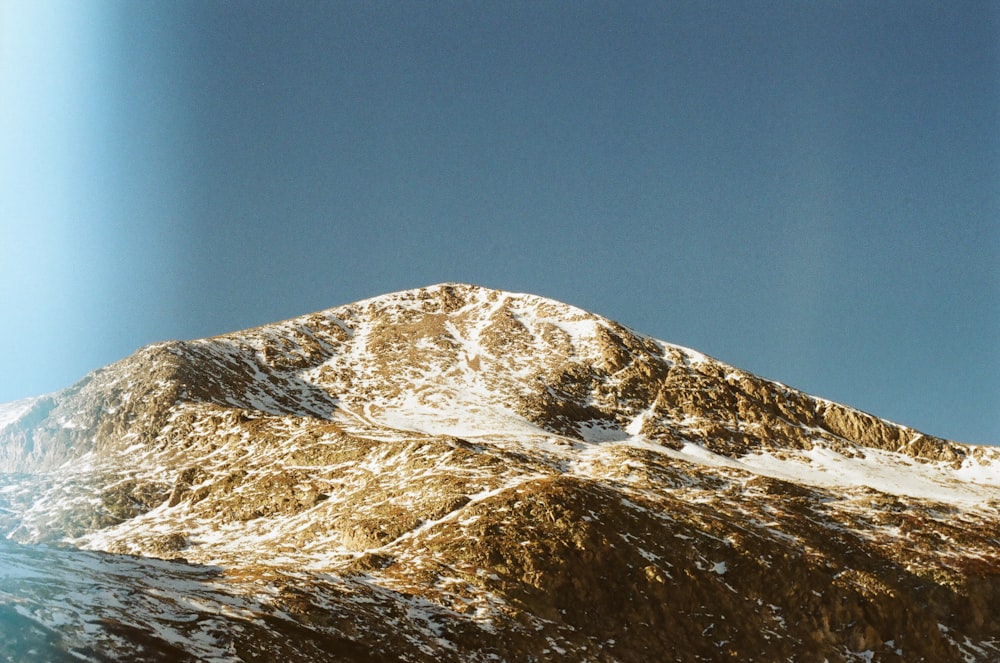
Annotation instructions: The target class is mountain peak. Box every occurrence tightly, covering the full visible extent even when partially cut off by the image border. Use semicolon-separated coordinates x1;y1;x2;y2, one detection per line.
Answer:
1;285;998;661
1;284;994;494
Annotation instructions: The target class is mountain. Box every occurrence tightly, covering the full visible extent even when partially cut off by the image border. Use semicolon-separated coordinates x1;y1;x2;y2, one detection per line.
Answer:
1;283;997;662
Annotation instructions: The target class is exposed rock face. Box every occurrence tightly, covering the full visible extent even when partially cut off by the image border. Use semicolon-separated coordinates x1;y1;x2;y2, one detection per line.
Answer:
0;283;997;662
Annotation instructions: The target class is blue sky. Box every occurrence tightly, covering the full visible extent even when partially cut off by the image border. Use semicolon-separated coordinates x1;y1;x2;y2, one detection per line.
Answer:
1;1;997;444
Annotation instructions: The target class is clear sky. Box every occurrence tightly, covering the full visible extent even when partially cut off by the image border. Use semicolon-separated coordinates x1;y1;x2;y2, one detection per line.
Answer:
1;1;997;444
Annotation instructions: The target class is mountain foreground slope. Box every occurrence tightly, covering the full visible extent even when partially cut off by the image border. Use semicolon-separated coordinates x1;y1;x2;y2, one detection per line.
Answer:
1;283;998;662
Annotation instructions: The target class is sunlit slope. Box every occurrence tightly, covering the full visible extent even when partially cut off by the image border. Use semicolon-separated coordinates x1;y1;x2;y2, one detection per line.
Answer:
0;283;997;661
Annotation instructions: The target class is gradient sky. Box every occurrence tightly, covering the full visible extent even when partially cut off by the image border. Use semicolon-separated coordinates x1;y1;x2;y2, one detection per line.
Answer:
2;1;997;444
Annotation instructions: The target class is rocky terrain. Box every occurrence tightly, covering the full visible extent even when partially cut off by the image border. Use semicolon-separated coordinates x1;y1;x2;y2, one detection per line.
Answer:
1;283;998;662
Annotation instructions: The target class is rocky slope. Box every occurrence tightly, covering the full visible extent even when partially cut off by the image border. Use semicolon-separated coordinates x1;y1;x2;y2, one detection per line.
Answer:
1;283;998;662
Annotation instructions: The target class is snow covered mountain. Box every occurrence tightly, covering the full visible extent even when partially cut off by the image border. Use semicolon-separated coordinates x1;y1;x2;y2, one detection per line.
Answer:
1;283;998;662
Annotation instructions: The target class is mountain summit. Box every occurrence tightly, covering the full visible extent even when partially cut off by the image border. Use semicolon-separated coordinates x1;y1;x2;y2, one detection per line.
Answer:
1;283;998;662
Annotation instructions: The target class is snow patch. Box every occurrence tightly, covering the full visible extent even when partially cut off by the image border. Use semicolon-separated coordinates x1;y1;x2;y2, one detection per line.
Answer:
0;396;44;429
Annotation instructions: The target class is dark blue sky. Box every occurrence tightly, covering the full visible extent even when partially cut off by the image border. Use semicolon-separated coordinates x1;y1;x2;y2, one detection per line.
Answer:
2;1;998;444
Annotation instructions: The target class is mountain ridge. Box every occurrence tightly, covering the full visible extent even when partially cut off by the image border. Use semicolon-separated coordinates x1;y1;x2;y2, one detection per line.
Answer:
2;283;989;480
0;283;998;662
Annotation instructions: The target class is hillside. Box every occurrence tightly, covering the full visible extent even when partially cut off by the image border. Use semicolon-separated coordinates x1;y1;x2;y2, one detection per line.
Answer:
1;283;998;662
